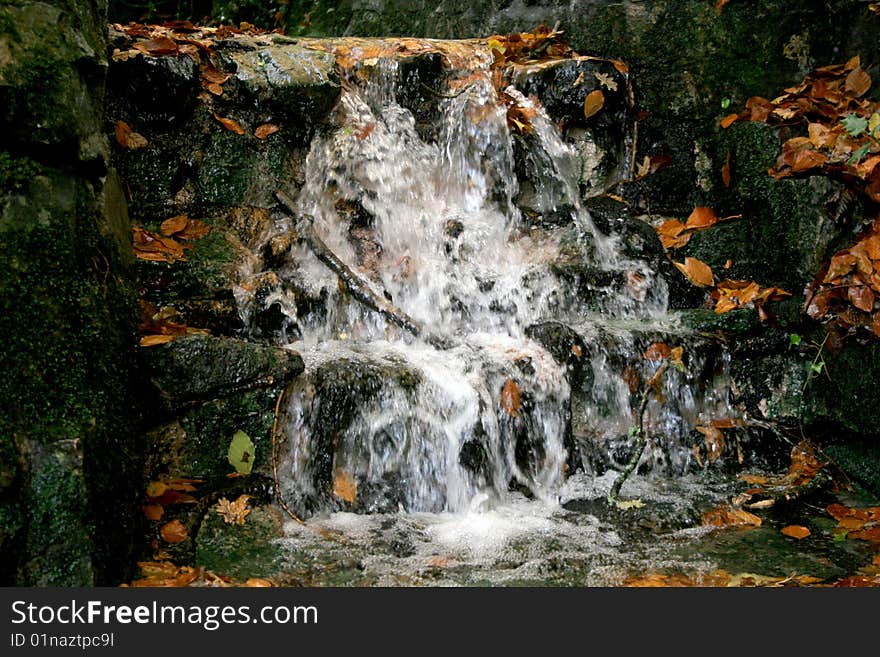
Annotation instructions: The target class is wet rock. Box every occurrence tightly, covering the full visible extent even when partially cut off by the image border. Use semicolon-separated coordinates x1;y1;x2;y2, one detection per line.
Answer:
107;50;200;127
222;44;340;141
195;504;286;580
526;321;593;392
513;58;635;196
143;334;304;411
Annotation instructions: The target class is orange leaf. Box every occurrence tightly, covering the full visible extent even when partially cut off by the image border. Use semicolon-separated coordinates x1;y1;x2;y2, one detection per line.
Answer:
501;378;522;418
159;519;188;544
674;257;715;287
332;468;357;503
160;214;189;236
716;0;730;13
142;504;164;521
791;149;828;173
702;506;762;528
719;113;739;129
212;112;245;135
139;334;176;346
685;206;718;230
643;342;671;361
873;313;880;338
571;344;583;358
245;578;273;587
864;235;880;260
721;151;731;187
583;90;604;120
657;219;686;239
781;525;811;540
115;120;132;148
255;123;280;140
711;418;736;429
844;67;871;97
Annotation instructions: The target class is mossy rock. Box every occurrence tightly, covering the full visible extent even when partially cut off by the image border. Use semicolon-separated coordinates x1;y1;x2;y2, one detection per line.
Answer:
143;334;304;410
146;386;285;480
195;504;286;580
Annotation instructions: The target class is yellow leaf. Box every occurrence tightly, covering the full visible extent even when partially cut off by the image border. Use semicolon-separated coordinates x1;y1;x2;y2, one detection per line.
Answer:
139;334;176;347
583;89;604;120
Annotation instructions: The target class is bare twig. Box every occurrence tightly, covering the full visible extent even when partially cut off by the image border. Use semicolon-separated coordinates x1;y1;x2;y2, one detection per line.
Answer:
275;190;455;349
608;360;670;504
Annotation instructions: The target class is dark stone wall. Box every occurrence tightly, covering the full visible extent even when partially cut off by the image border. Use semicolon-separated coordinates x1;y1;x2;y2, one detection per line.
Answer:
0;0;141;585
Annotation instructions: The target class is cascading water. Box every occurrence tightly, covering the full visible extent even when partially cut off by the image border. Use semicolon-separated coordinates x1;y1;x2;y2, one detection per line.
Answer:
247;44;738;521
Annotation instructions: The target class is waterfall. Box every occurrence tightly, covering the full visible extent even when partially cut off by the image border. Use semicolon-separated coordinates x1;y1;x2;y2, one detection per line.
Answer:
257;47;731;516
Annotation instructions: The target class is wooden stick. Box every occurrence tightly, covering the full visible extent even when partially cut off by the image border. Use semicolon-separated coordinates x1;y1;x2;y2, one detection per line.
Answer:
275;190;455;349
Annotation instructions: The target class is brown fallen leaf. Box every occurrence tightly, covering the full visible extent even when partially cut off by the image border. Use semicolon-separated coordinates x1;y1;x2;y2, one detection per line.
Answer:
643;342;671;361
139;334;177;347
571;344;583;358
674;257;715;287
132;36;179;56
583;89;604;120
245;578;273;587
159;519;188;544
214;495;252;525
115;120;148;150
685;206;718;230
332;468;357;504
501;378;522;418
212;112;246;135
696;425;725;463
160;214;189;236
844;67;871;97
142;504;164;521
702;505;762;528
255;123;281;140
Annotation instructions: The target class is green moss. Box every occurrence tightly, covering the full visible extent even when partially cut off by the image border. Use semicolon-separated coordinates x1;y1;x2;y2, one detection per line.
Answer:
0;8;18;38
0;151;40;193
197;131;257;207
195;505;285;579
676;308;759;335
177;387;282;479
24;447;94;586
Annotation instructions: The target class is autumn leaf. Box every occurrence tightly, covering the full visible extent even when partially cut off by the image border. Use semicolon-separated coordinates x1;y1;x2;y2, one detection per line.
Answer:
115;120;148;150
132;36;179;56
142;504;164;521
721;151;731;187
176;218;211;241
716;0;730;13
781;525;811;540
255;123;281;140
702;506;762;528
139;334;176;347
159;519;188;544
160;214;189;236
674;257;715;287
848;285;875;312
583;90;604;120
501;378;522;417
745;96;774;122
697;425;725;463
571;344;583;358
720;113;739;128
844;67;871;97
332;468;357;504
245;578;273;587
213;112;245;135
214;495;252;525
643;342;671;361
685;206;718;230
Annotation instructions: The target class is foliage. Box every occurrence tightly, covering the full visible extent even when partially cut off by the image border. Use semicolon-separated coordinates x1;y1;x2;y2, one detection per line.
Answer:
724;55;880;339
